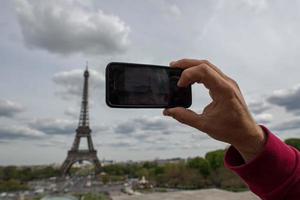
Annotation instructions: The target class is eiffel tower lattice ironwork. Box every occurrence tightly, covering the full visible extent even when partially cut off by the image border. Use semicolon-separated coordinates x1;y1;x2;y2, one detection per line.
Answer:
61;65;101;175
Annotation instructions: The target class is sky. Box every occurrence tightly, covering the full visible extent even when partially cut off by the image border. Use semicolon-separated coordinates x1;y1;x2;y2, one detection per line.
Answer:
1;0;300;165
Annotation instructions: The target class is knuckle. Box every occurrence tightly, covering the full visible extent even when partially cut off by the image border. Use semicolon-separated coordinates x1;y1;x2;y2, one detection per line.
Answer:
182;69;193;79
197;64;210;74
202;59;211;65
227;78;241;91
178;58;188;64
172;113;184;123
223;84;236;97
228;78;238;86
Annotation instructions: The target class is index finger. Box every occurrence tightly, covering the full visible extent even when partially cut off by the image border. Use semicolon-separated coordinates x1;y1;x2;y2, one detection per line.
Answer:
178;64;232;96
170;58;228;80
170;58;207;69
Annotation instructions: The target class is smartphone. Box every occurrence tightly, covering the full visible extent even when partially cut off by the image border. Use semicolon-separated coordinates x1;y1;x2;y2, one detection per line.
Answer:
106;62;192;108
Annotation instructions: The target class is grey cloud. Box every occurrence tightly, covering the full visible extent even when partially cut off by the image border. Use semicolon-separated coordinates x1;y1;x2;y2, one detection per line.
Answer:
133;116;170;131
93;124;110;133
144;137;208;151
112;115;200;140
146;146;169;151
113;116;173;135
112;116;185;147
134;133;151;141
34;139;67;148
15;0;130;55
248;100;273;124
53;69;104;100
267;85;300;114
28;116;109;136
248;101;271;115
97;138;138;149
0;125;45;140
64;107;78;118
0;99;24;118
106;141;135;148
28;118;77;135
114;123;136;134
271;118;300;131
161;130;172;135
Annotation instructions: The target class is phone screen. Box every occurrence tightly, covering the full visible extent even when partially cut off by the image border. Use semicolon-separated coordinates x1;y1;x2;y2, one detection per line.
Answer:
106;62;192;108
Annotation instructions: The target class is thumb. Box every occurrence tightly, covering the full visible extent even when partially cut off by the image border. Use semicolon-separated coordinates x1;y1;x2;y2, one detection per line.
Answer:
163;107;204;130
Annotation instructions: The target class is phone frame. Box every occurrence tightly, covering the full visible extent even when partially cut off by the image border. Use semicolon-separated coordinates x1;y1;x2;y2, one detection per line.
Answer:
105;62;192;108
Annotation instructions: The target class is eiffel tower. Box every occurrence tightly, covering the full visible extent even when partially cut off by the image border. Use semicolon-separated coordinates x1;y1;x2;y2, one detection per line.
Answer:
61;65;101;175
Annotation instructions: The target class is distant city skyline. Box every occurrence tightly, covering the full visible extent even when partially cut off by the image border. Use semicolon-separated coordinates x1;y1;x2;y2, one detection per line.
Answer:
1;0;300;165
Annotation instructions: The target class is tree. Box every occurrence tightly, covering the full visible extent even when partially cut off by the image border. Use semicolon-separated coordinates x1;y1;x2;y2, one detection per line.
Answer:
142;161;157;169
161;163;205;189
136;168;149;179
19;167;33;181
205;150;225;170
2;166;18;180
187;157;210;177
153;166;164;175
285;138;300;151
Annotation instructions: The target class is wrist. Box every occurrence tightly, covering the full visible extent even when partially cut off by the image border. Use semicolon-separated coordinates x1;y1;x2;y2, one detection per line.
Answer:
233;125;267;162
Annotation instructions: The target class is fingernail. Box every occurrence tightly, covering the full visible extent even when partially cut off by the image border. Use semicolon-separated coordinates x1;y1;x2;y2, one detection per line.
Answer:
163;109;171;116
170;61;176;66
177;80;182;87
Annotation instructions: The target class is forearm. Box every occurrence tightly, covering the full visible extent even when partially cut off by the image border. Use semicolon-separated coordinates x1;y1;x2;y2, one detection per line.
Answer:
225;126;300;200
232;125;267;162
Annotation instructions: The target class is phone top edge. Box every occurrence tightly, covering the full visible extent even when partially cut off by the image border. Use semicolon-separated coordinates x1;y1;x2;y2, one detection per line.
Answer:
106;62;183;70
106;104;192;109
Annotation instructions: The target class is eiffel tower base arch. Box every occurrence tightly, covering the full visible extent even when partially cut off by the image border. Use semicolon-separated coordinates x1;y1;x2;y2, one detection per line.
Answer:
61;150;101;176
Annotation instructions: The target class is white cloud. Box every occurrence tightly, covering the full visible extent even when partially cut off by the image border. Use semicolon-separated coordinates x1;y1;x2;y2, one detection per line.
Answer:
0;99;24;118
15;0;130;55
168;4;181;16
241;0;268;11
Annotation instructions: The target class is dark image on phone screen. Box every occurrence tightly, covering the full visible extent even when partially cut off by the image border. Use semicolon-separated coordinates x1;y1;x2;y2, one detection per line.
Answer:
106;62;192;108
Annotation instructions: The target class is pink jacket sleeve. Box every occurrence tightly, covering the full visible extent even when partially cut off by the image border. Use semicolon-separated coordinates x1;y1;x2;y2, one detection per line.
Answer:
224;126;300;200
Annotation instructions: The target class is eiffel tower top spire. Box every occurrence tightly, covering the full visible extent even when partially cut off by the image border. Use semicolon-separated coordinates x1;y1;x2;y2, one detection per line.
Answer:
78;64;90;127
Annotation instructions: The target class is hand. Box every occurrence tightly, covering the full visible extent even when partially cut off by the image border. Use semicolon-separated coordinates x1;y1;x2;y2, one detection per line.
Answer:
163;59;266;162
